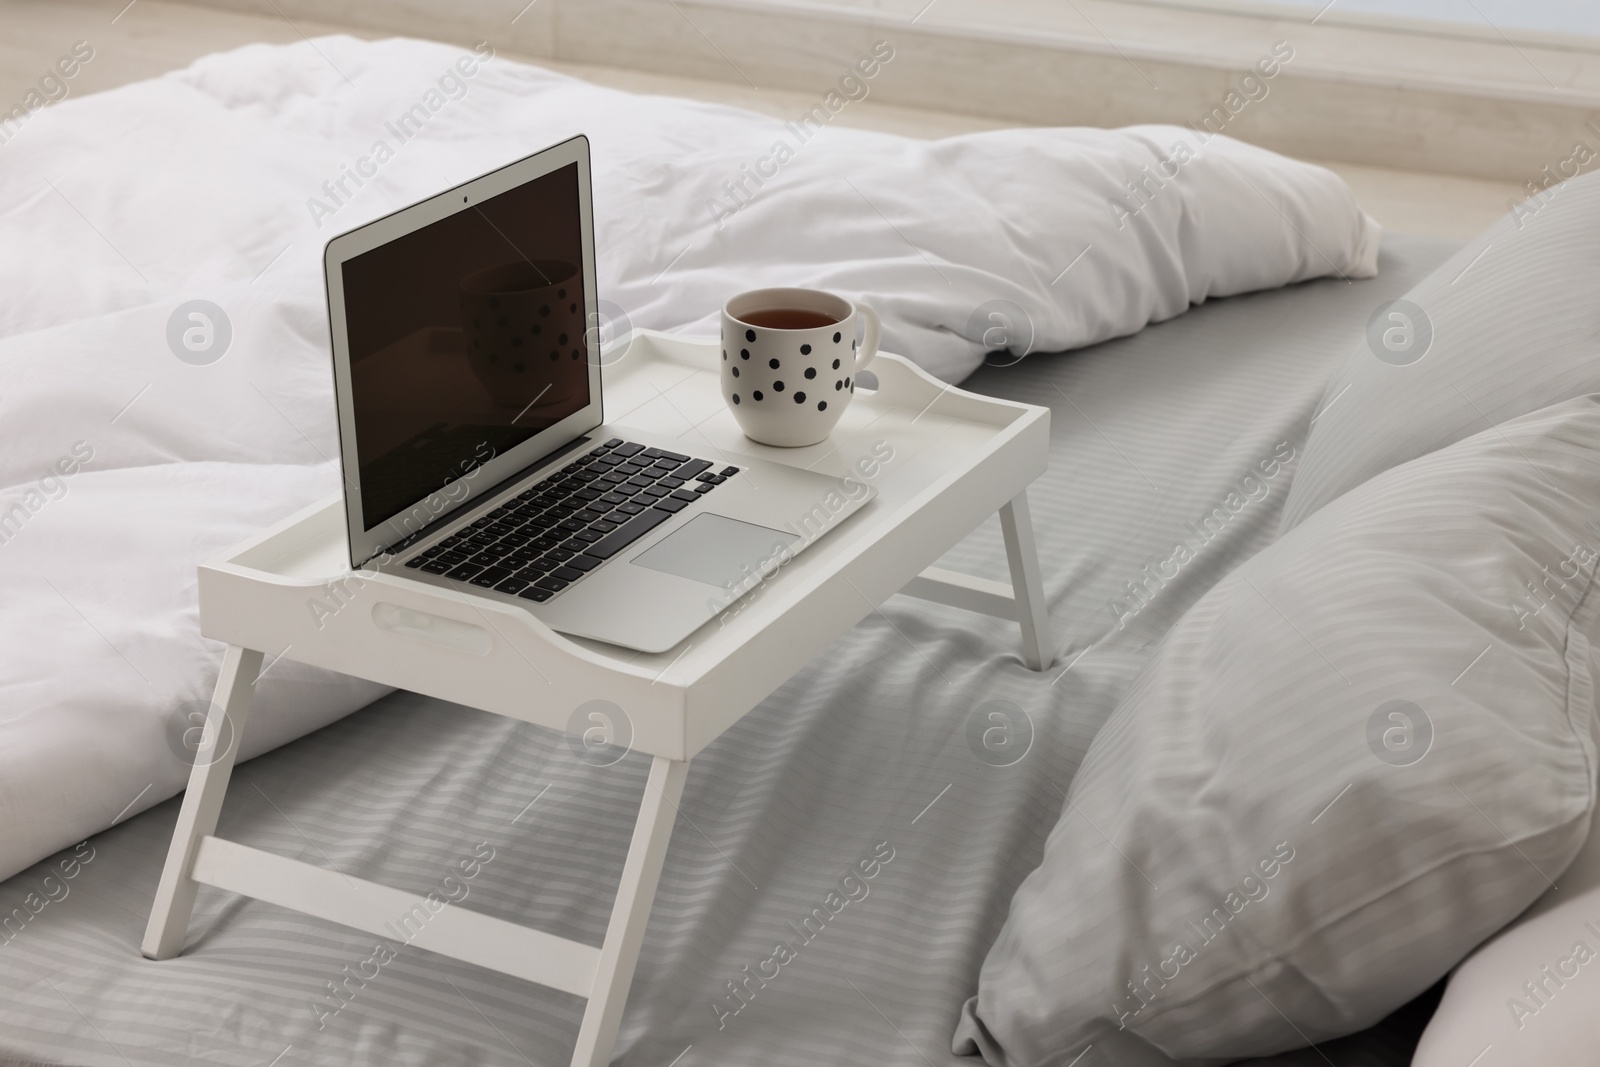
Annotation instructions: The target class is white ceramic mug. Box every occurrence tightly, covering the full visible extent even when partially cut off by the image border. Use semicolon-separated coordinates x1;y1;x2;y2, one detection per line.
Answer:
720;287;881;447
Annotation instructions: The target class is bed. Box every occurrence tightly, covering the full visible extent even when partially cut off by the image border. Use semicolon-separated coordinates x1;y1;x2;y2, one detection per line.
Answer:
16;24;1600;1067
0;220;1460;1065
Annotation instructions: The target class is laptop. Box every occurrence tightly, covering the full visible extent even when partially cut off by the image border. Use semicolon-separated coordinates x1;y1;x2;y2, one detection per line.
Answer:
323;135;873;653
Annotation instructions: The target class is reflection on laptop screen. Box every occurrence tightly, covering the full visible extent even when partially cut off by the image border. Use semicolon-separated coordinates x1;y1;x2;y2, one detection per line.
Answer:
342;161;589;530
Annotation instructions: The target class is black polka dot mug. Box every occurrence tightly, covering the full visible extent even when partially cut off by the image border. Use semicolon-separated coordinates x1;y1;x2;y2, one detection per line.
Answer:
720;287;881;447
459;259;586;409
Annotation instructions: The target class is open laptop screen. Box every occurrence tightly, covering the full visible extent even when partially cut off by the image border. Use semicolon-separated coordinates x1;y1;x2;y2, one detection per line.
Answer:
340;161;590;530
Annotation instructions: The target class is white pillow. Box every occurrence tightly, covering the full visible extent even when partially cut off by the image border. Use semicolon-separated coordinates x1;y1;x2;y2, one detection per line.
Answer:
1412;711;1600;1066
954;396;1600;1065
1277;170;1600;532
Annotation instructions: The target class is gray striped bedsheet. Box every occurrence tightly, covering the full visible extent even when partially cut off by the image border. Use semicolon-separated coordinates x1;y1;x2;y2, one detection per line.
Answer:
0;232;1458;1067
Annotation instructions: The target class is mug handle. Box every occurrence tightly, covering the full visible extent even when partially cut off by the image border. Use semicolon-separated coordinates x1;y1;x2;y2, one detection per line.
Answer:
855;303;881;372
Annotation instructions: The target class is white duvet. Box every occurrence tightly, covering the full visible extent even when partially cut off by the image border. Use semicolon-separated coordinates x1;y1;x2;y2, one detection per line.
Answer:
0;35;1377;883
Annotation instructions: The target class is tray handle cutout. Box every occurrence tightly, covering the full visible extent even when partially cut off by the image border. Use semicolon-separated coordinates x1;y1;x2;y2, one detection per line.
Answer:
372;602;493;656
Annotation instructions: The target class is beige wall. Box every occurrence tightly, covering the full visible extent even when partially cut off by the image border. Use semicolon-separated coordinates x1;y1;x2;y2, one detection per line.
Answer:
152;0;1600;185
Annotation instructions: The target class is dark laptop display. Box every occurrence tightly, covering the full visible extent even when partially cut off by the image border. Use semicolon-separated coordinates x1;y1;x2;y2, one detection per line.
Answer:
340;161;590;529
324;135;876;652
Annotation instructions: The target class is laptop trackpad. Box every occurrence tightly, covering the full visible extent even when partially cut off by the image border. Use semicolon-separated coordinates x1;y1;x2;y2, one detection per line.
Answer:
630;513;800;588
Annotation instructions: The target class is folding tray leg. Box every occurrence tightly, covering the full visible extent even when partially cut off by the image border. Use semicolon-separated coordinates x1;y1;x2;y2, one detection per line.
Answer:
142;644;263;960
569;754;690;1067
999;490;1054;671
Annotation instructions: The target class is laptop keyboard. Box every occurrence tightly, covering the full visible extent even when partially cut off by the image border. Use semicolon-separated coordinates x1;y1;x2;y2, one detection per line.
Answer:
403;438;740;603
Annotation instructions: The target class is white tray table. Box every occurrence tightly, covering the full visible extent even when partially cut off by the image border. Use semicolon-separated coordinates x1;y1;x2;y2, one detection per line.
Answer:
142;330;1052;1067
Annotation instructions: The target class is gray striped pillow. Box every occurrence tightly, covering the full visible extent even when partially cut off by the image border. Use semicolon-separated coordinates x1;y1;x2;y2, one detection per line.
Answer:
955;395;1600;1065
1278;170;1600;533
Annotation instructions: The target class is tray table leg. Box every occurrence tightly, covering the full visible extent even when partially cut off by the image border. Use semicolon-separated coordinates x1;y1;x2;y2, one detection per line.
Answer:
142;644;263;960
999;490;1054;671
570;754;690;1067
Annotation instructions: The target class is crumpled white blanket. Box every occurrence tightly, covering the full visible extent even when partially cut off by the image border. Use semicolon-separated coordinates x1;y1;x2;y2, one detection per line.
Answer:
0;34;1377;883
